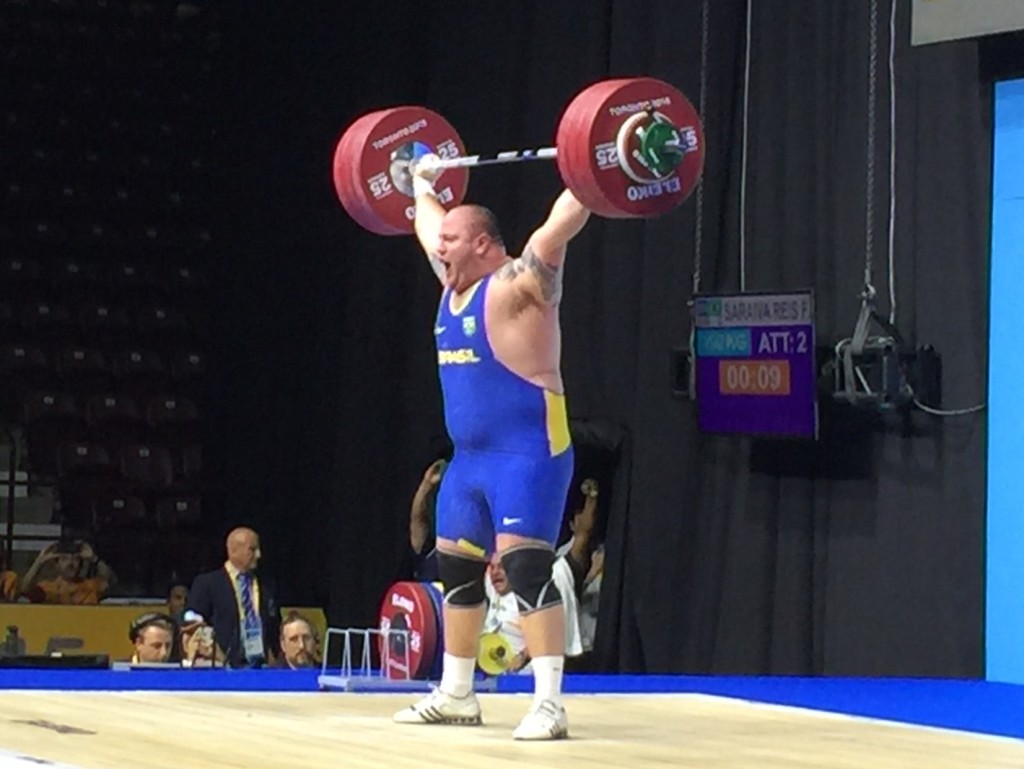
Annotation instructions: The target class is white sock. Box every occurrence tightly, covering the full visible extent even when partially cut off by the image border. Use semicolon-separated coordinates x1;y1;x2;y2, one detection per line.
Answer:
530;655;565;707
439;653;475;698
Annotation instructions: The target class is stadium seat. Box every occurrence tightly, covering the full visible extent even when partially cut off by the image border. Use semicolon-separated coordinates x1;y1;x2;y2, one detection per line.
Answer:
0;345;55;416
112;348;168;397
54;439;112;480
56;346;112;394
155;494;201;528
24;392;84;475
145;395;199;446
85;392;145;449
118;443;174;489
90;490;149;529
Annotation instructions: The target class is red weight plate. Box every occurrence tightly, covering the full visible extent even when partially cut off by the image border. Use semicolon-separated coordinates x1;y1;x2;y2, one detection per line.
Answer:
378;581;442;680
422;581;445;679
332;110;382;233
556;78;705;218
333;108;413;235
332;107;469;236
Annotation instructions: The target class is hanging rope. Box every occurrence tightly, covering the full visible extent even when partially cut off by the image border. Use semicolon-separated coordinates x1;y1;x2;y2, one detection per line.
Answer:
864;0;879;295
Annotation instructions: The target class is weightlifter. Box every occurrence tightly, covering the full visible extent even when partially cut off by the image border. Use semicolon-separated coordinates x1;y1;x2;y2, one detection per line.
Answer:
391;157;591;740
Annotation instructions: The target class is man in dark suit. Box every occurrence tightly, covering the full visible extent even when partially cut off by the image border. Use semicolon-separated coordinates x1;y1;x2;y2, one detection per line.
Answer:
186;527;281;668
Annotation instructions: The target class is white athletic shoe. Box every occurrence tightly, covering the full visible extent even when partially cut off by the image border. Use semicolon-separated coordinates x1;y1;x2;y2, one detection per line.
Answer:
392;687;483;726
512;699;569;740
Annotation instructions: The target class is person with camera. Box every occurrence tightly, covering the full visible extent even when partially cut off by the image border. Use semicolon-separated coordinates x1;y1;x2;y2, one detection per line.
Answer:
128;612;219;666
20;540;115;604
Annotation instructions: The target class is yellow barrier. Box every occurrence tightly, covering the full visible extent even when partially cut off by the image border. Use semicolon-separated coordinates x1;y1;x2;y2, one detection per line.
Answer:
0;604;328;661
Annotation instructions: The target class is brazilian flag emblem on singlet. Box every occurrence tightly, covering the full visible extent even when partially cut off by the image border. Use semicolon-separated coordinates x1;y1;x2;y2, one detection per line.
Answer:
462;316;477;337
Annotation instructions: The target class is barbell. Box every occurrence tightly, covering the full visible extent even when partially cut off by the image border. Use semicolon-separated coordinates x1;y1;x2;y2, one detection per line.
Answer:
332;77;706;236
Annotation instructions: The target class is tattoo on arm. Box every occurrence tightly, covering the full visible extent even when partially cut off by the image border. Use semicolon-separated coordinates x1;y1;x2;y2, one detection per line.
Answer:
498;247;563;303
524;248;563;303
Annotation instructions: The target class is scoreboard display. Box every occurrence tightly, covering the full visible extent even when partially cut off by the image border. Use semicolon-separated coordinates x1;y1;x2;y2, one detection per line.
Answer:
693;291;818;438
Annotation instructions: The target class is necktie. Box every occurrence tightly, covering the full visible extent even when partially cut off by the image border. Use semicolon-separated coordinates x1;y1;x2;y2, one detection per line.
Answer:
238;572;263;663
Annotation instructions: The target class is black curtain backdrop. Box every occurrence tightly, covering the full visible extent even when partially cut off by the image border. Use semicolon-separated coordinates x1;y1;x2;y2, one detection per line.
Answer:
209;0;993;676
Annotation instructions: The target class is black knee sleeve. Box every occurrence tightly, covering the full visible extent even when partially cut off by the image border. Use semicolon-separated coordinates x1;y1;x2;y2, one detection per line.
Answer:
501;546;562;615
437;551;486;607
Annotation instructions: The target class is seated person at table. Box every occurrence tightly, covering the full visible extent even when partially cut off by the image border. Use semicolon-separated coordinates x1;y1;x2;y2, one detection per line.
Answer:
129;613;175;664
273;613;320;669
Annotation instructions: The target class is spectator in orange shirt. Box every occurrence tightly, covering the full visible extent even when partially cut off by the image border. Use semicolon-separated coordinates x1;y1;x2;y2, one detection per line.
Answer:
0;551;17;602
21;541;115;604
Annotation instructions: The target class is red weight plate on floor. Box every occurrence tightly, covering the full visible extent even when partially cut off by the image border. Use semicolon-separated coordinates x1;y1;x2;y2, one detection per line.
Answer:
378;581;442;680
556;78;705;218
422;581;445;679
332;107;469;235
